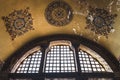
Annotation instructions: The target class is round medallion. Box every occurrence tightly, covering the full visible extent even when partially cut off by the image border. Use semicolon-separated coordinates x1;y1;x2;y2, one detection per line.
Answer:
86;8;117;38
45;0;73;26
93;16;105;28
14;18;25;29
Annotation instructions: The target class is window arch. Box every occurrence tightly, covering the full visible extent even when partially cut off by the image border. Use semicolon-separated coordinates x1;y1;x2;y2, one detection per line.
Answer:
1;35;120;80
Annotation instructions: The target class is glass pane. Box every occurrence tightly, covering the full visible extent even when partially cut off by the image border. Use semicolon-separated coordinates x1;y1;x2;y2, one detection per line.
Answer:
78;50;106;73
44;45;77;73
16;50;42;73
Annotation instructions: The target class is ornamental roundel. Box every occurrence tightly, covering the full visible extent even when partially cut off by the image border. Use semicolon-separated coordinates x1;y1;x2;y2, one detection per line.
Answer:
14;18;25;29
2;7;34;40
86;7;117;38
45;0;73;26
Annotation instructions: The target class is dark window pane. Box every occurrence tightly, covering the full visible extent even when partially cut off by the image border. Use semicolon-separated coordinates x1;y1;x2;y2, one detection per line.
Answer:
10;79;32;80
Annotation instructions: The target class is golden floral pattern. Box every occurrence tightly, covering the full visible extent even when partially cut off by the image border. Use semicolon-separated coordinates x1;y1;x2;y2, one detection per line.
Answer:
86;7;117;38
2;7;34;40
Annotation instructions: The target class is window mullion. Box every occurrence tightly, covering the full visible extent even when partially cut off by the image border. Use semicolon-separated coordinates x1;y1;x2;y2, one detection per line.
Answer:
39;47;46;73
74;45;81;73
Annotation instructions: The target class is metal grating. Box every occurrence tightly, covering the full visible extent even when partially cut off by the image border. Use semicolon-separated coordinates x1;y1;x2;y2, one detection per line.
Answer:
45;78;75;80
44;45;77;73
78;50;106;73
10;79;32;80
16;50;42;73
88;78;113;80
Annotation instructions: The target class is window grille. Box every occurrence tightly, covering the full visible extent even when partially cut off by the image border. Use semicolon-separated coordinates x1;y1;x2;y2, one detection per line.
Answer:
88;78;113;80
44;44;77;73
45;78;75;80
78;50;106;73
15;50;42;73
9;40;116;80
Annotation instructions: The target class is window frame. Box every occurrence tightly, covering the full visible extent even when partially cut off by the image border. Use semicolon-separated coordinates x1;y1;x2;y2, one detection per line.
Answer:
43;40;78;73
1;34;120;80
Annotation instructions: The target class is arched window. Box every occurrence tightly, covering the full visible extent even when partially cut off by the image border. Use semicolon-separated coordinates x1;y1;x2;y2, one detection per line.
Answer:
2;35;120;80
12;47;42;73
78;45;113;73
44;41;77;73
